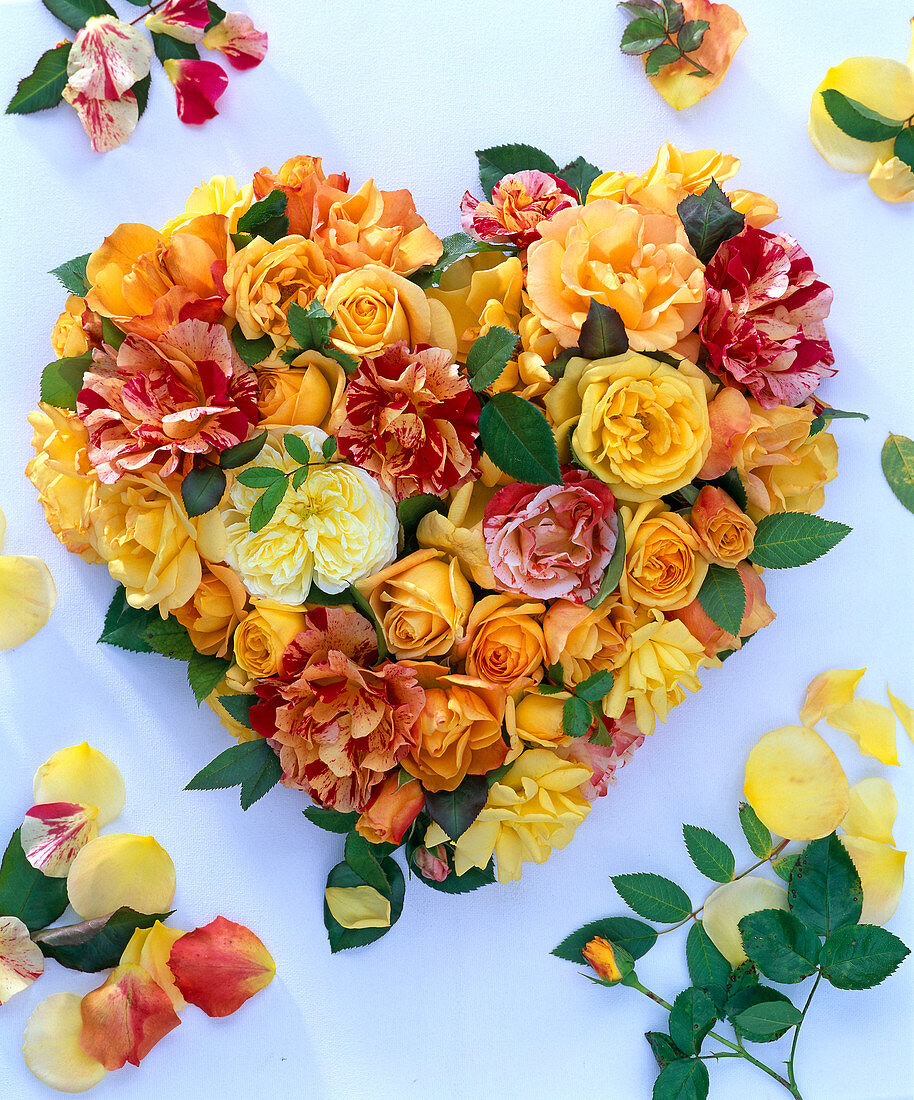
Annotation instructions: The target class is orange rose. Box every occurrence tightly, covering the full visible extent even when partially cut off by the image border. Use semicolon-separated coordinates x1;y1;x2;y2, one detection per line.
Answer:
233;600;307;679
542;595;636;687
621;501;708;611
456;593;546;689
173;563;249;657
252;155;347;237
257;351;346;434
689;486;756;566
355;775;425;844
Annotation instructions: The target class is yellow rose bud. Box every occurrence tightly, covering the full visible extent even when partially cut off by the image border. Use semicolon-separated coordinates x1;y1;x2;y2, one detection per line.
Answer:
234;599;307;679
51;296;90;359
583;936;631;983
511;690;569;747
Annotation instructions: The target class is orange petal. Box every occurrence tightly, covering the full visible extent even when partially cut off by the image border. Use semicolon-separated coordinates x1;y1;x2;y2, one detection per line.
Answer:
0;915;44;1004
799;667;865;727
827;699;899;765
79;963;181;1069
21;802;99;878
647;0;747;110
0;555;56;649
167;916;275;1017
887;686;914;742
120;921;187;1011
67;834;176;920
841;836;906;926
842;778;897;846
33;743;125;826
23;993;107;1092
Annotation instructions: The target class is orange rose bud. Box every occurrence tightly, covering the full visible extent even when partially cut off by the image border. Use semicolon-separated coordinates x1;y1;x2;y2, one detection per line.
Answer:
689;485;756;567
167;916;275;1017
356;775;425;845
79;963;181;1069
582;937;631;984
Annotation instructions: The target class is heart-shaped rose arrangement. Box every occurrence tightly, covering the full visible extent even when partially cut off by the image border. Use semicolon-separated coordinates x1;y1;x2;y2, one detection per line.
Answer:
27;142;854;949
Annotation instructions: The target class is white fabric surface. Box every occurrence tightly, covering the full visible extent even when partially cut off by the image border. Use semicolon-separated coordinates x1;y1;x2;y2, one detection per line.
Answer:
1;1;913;1097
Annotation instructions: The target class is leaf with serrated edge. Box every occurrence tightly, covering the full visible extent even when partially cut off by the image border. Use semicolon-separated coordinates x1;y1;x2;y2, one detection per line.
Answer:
553;916;657;962
219;430;267;469
696;565;745;637
344;832;390;894
818;924;909;990
686;921;732;1008
787;834;862;936
652;1055;710;1100
239;748;282;810
425;774;488;840
466;326;518;392
181;465;226;518
738;909;820;984
249;478;288;533
478;393;562;485
34;908;172;973
304;806;359;833
612;872;692;923
187;651;230;705
750;512;851;569
476;143;559;200
732;998;802;1035
677;181;745;265
881;434;914;514
7;44;72;114
217;694;255;727
558;156;603;201
562;696;592;738
585;520;626;609
739;802;773;859
98;586;156;654
821;89;905;142
50;253;91;295
576;669;615;702
669;986;717;1055
185;739;274;792
683;825;735;883
620;17;666;55
0;829;69;931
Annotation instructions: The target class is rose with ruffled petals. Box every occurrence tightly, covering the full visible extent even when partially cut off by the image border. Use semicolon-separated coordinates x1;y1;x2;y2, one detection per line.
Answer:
460;171;578;249
456;593;547;690
252;156;349;239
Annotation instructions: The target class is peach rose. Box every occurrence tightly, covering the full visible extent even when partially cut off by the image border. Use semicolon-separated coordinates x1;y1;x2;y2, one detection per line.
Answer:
455;593;547;690
689;485;755;566
257;351;346;434
173;562;248;657
526;199;705;351
355;775;425;845
425;253;523;362
542;594;636;687
621;501;709;611
671;562;775;657
357;548;473;661
51;296;90;358
252;155;348;238
233;600;307;679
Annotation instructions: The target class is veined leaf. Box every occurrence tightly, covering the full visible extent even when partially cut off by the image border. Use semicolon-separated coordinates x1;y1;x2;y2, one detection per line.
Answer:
562;695;592;738
185;738;276;802
738;802;773;859
677;181;745;264
576;669;615;703
249;478;288;533
725;985;797;1043
236;188;288;242
466;325;518;392
323;858;405;953
558;155;603;201
895;127;914;173
577;301;629;360
41;0;114;30
217;693;256;728
738;909;820;984
652;1059;709;1100
50;252;91;296
696;565;745;638
686;921;732;1009
478;393;563;485
620;17;667;55
476;142;560;200
304;806;360;834
98;586;156;653
749;512;851;569
669;986;716;1055
344;832;390;895
34;908;173;972
425;775;488;840
644;42;682;75
881;434;914;514
553;916;658;963
682;824;735;883
140;616;194;660
731;997;802;1036
40;350;93;409
231;327;273;367
181;464;226;517
287;299;335;352
7;44;72;114
821;89;905;142
818;924;909;989
787;834;862;936
0;829;69;931
152;30;199;62
187;650;230;705
612;872;692;923
808;406;868;436
220;430;268;469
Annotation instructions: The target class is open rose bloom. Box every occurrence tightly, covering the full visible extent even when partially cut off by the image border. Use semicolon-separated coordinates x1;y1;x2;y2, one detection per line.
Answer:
26;143;845;941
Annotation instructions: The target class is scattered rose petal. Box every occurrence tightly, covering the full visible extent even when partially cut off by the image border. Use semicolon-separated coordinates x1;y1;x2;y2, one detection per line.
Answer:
23;993;107;1093
21;802;99;878
167;916;275;1017
0;555;56;650
145;0;211;44
202;13;269;70
163;58;229;124
66;16;152;100
33;743;125;827
647;0;747;111
702;876;789;966
67;834;176;920
841;836;906;926
325;885;391;930
79;963;181;1069
0;915;44;1004
827;699;899;766
888;686;914;741
120;921;187;1011
424;821;450;847
799;667;865;727
869;156;914;203
842;778;898;847
744;725;849;841
61;86;139;154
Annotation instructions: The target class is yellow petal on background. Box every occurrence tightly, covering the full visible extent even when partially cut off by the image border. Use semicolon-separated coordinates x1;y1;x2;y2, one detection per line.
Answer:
0;506;6;547
703;877;789;966
0;915;45;1004
744;725;850;841
841;836;906;926
21;802;99;878
67;834;176;920
120;922;187;1011
647;0;747;111
827;699;899;765
842;778;898;846
0;555;56;650
887;686;914;742
869;156;914;202
799;667;865;727
23;992;107;1093
325;885;391;929
33;743;125;827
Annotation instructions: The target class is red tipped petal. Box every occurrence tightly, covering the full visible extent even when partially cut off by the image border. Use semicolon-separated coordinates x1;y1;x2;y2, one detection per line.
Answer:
146;0;211;43
167;916;275;1017
202;13;269;70
79;963;181;1069
163;58;229;124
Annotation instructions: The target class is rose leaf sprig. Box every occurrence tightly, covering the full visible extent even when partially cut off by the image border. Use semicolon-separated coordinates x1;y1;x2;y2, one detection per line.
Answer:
619;0;711;78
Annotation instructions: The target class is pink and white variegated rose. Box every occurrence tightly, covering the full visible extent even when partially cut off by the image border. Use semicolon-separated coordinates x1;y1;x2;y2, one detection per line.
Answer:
145;0;212;44
700;227;836;409
460;171;578;249
483;468;618;603
77;318;259;484
558;705;644;799
203;12;269;70
164;58;229;124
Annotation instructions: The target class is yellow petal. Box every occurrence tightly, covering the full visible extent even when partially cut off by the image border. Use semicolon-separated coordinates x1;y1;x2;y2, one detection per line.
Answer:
67;834;176;920
0;915;45;1003
841;836;906;926
33;743;126;827
703;877;789;966
324;885;391;929
424;822;450;847
827;699;899;765
0;555;56;649
887;686;914;742
0;506;6;548
842;778;897;846
744;725;850;840
647;1;747;111
120;921;187;1011
809;56;914;173
23;992;108;1093
799;667;865;727
869;155;914;202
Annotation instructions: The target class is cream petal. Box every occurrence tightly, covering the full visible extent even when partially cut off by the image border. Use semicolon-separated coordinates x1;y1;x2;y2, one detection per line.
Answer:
21;802;99;878
0;915;44;1004
67;834;176;920
23;993;108;1092
0;555;56;649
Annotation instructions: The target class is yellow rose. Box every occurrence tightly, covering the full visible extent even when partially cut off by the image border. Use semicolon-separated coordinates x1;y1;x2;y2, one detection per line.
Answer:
456;593;546;689
416;479;499;589
173;561;248;657
51;296;89;358
257;350;346;434
224;235;332;349
204;663;258;743
358;548;473;661
323;264;456;359
545;351;710;501
425;253;523;362
509;689;569;747
542;594;636;687
728;189;780;228
758;429;838;517
233;599;307;678
621;500;709;611
488;311;559;401
588;143;741;215
161;175;253;237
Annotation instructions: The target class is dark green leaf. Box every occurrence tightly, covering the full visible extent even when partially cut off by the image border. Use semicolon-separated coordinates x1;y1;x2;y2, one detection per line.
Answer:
41;0;114;31
669;986;716;1055
100;317;125;351
206;0;227;26
562;695;592;738
0;829;69;931
249;478;289;533
291;465;309;490
738;909;820;983
677;19;708;51
682;825;735;883
726;985;797;1043
881;434;914;515
236;189;289;242
140;616;194;660
324;347;359;374
696;564;746;638
612;873;692;923
558;156;603;202
344;831;391;894
644;42;682;75
236;466;286;488
478;392;562;486
239;746;282;810
652;1056;709;1100
686;921;732;1009
819;924;909;989
34;908;173;972
324;857;405;952
287;299;335;353
40;350;93;409
553;916;658;962
750;512;851;569
231;327;273;367
661;0;684;31
98;586;156;654
217;693;256;728
619;0;664;18
576;669;615;703
725;960;759;998
677;181;745;264
788;834;863;936
585;519;626;609
738;802;773;859
321;436;337;460
820;89;905;142
347;584;388;661
185;738;273;792
181;464;226;517
894;127;914;173
304;806;360;833
731;997;802;1036
152;31;199;63
134;73;150;119
282;432;313;466
476;142;560;200
50;252;91;296
645;1031;687;1071
620;17;667;54
466;326;518;392
808;406;868;436
577;302;629;360
7;44;72;114
220;430;268;468
546;661;566;688
187;651;231;705
425;774;488;840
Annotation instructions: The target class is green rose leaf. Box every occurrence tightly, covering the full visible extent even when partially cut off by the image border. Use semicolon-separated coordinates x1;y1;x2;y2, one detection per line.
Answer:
7;44;72;114
577;302;629;360
187;651;231;705
397;493;446;549
346;584;389;661
706;467;749;511
894;127;914;173
140;616;194;660
409;233;512;290
562;695;593;738
645;1031;687;1071
133;73;151;120
50;252;92;296
738;801;773;859
180;464;227;518
731;996;803;1036
677;19;708;52
220;430;268;469
231;328;273;367
881;433;914;514
820;89;905;142
808;406;868;436
682;824;735;883
652;1058;710;1100
661;0;685;32
0;829;69;931
42;0;115;31
40;350;93;410
287;299;336;353
553;916;658;963
249;478;289;534
749;512;851;569
205;0;227;26
478;392;563;486
323;858;405;953
476;143;560;200
696;564;746;638
321;436;336;460
425;774;488;840
772;852;800;882
677;181;745;265
738;908;820;983
34;908;173;972
725;959;759;998
152;30;199;62
217;693;256;728
726;985;798;1043
611;872;692;923
558;156;603;202
620;17;667;55
686;921;732;1009
585;519;626;610
344;831;391;895
788;834;863;936
669;986;717;1055
101;317;126;351
303;806;360;834
644;42;683;75
818;924;910;990
235;188;289;242
619;0;665;20
236;466;286;488
283;432;313;466
466;326;518;392
576;669;615;703
98;586;156;654
185;738;281;810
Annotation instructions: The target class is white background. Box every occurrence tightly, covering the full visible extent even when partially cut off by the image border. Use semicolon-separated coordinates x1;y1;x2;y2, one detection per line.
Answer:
0;1;912;1097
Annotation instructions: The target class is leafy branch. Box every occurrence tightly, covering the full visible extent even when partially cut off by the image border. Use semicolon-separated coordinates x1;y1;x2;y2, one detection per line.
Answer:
618;0;711;78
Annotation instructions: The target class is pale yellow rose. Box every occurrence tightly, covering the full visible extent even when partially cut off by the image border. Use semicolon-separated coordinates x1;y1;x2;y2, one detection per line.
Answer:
425;252;523;362
173;561;249;657
257;350;346;434
542;594;636;687
456;593;547;689
234;599;307;678
416;479;500;589
728;189;780;228
51;295;90;358
757;429;838;517
621;500;709;611
161;175;253;236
